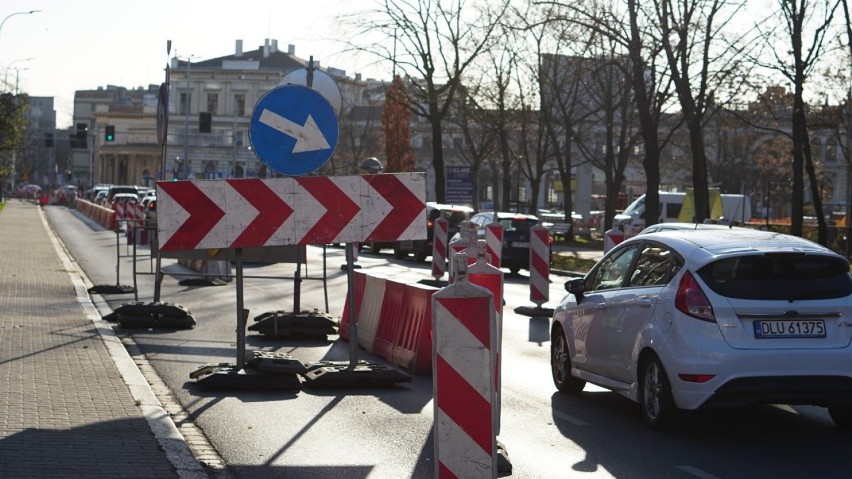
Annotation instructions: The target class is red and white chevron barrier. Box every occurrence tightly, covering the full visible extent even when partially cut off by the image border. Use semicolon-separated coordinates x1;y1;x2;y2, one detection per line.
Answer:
432;256;498;478
485;221;503;269
529;225;551;308
431;217;449;280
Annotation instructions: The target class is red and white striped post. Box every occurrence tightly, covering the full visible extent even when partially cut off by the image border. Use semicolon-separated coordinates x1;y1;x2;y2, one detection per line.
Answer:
529;225;551;309
112;201;126;231
485;220;503;269
431;217;449;281
468;239;504;435
432;255;498;478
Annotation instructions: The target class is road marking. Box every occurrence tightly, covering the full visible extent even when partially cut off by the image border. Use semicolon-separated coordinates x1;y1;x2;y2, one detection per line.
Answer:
553;409;590;426
676;465;721;479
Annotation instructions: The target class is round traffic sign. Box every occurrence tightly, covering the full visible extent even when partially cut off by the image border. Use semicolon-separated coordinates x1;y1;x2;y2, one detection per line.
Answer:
249;85;339;176
280;68;343;115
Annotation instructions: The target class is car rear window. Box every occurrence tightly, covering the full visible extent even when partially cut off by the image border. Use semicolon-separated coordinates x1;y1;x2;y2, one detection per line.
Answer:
500;218;538;232
696;254;852;301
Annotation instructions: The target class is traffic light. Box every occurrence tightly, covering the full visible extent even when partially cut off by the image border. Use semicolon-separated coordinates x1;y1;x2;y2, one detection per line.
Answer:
199;112;212;133
105;125;115;142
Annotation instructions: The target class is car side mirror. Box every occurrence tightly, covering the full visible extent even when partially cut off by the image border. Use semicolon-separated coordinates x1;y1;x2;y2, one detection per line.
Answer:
565;278;585;301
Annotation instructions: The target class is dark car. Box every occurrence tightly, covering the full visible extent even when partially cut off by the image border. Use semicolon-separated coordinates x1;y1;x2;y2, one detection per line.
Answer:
459;212;542;274
392;202;475;262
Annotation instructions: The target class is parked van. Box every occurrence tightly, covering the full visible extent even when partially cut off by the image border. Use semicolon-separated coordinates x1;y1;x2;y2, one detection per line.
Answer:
613;189;751;237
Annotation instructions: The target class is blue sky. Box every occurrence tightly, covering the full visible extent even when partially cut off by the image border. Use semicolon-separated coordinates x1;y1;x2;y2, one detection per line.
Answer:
1;0;379;128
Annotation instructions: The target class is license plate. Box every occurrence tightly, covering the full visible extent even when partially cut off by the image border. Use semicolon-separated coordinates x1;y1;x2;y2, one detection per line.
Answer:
511;241;529;248
753;320;826;338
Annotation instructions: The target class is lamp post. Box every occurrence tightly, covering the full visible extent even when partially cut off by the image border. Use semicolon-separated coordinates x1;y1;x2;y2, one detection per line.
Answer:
3;57;32;92
0;10;41;55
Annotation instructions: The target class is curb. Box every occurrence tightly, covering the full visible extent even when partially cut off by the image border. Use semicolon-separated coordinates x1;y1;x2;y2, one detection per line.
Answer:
41;207;212;479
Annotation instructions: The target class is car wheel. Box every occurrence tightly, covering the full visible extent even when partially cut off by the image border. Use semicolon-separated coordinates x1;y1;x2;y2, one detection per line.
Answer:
639;356;680;430
551;325;585;393
829;406;852;430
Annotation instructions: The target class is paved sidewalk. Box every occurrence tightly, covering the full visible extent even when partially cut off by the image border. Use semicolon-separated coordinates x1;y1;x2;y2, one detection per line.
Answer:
0;200;207;479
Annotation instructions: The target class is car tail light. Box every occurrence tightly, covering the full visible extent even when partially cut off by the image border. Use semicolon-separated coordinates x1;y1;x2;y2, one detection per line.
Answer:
427;220;433;229
675;271;715;322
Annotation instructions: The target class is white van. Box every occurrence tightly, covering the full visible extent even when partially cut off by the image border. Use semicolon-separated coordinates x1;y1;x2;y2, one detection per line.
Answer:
613;190;751;237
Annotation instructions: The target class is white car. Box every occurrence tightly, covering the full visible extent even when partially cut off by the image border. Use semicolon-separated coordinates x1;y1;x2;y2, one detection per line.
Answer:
551;228;852;430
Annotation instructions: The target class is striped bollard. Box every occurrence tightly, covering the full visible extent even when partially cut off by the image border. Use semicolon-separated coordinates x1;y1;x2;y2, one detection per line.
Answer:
431;217;449;280
485;221;503;269
529;225;551;309
447;220;474;283
433;255;497;479
113;201;126;231
468;240;504;437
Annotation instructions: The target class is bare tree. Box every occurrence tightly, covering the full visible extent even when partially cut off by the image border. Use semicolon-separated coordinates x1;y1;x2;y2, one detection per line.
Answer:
653;0;749;222
541;0;674;230
382;75;416;172
749;0;842;242
347;0;510;202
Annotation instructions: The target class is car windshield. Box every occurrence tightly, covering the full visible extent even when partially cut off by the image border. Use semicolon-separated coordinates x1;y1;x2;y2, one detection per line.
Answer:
622;197;645;216
696;254;852;301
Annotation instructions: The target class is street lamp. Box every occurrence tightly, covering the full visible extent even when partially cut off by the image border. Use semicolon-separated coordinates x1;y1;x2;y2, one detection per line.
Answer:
0;10;41;55
4;57;32;92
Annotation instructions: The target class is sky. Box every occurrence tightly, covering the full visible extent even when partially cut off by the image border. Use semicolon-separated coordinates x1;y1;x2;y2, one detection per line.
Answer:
1;0;383;128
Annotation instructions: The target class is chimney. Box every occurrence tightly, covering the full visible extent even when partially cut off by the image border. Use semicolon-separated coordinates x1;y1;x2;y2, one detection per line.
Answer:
235;39;243;57
288;44;295;55
263;38;270;58
271;39;278;53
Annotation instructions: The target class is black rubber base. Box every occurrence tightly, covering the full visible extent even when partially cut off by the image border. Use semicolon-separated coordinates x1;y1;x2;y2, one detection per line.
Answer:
246;351;308;375
190;363;302;391
248;310;338;339
418;279;448;288
112;302;196;329
88;284;136;295
513;305;555;318
303;361;412;389
340;264;363;271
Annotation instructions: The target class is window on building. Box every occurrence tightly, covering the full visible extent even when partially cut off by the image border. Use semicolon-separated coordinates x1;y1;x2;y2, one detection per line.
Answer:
180;92;191;115
207;93;218;115
235;93;246;116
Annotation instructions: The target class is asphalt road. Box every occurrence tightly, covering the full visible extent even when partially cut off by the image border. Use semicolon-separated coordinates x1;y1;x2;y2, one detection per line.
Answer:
46;205;852;479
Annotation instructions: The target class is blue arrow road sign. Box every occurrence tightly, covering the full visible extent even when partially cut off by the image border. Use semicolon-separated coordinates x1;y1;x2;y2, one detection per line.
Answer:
249;84;339;176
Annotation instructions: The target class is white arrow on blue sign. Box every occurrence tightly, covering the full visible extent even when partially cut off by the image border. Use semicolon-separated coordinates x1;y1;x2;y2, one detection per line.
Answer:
249;84;339;176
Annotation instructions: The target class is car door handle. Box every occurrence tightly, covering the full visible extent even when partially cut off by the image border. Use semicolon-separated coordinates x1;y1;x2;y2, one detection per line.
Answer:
596;303;607;310
637;298;653;308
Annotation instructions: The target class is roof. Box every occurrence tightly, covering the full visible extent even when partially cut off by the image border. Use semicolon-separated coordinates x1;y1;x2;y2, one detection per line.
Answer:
177;44;307;73
632;228;840;265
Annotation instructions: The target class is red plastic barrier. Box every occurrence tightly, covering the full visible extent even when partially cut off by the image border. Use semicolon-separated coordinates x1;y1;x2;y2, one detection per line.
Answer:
339;271;368;340
354;275;387;352
392;282;438;375
374;280;405;362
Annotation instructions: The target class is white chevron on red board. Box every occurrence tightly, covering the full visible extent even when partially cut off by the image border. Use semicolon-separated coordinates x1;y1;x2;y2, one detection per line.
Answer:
156;173;426;252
